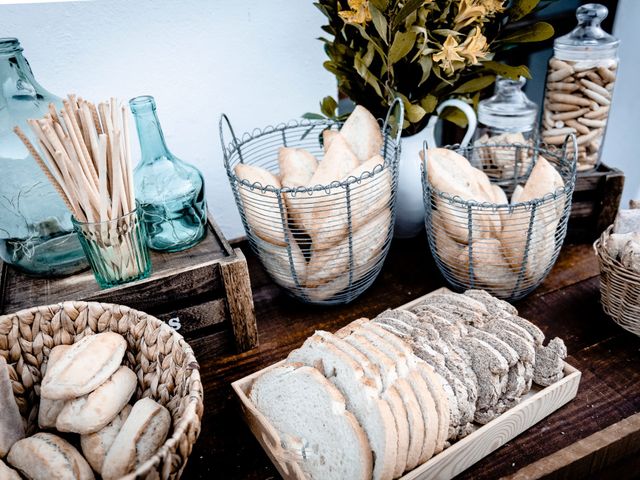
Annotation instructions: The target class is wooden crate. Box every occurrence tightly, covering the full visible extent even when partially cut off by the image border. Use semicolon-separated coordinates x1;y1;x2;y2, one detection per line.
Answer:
0;215;258;352
231;289;582;480
567;163;625;242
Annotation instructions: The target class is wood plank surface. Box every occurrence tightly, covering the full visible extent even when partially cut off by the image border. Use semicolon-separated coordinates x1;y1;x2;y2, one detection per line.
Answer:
180;235;640;479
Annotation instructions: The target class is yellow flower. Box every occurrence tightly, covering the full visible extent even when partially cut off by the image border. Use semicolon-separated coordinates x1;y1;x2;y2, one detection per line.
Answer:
433;35;465;75
338;0;372;25
460;27;489;64
477;0;505;14
454;0;486;30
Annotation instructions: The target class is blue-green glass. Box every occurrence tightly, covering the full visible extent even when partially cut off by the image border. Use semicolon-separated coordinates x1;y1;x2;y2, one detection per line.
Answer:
72;208;151;289
0;38;87;276
130;96;207;252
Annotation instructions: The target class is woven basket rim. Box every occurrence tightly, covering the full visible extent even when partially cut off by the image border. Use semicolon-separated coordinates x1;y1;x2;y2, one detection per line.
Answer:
0;300;203;479
594;225;640;282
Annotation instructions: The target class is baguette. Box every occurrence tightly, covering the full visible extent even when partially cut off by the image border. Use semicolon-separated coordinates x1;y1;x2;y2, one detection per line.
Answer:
41;332;126;400
7;432;94;480
0;356;25;457
101;397;171;480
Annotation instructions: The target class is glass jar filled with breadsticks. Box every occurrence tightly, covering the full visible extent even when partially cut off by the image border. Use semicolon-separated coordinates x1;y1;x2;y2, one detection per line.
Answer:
14;95;151;288
541;3;619;171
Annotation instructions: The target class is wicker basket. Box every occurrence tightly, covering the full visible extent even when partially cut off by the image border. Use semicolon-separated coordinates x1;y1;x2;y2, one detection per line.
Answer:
0;301;204;479
594;226;640;336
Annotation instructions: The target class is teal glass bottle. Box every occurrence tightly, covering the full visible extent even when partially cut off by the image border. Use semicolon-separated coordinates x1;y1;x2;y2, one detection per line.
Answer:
130;96;207;252
0;38;86;276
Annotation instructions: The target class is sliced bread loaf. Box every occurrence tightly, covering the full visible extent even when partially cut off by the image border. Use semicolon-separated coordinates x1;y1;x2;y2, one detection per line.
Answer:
250;364;373;480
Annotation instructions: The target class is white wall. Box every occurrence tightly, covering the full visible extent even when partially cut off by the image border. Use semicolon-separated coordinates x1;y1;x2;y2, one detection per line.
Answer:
0;0;335;239
601;0;640;205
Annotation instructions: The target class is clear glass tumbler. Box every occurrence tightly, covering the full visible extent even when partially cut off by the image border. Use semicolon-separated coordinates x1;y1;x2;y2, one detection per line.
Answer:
72;208;152;289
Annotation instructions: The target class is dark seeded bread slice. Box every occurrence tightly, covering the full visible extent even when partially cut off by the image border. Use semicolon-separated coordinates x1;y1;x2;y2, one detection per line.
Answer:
534;338;567;387
463;289;518;316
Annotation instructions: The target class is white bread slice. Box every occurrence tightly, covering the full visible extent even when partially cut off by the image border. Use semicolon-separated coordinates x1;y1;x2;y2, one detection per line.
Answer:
7;432;94;480
340;105;383;164
288;334;397;480
41;332;126;400
250;364;373;480
81;404;132;474
101;398;171;480
0;357;24;458
234;163;288;246
0;459;20;480
57;366;136;434
38;345;70;429
414;362;450;455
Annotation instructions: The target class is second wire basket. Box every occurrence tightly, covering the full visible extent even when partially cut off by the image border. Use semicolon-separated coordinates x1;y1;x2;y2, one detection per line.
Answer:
422;137;577;301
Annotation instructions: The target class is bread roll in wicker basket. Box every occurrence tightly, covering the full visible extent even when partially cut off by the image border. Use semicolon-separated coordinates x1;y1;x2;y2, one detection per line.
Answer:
0;301;204;479
594;226;640;337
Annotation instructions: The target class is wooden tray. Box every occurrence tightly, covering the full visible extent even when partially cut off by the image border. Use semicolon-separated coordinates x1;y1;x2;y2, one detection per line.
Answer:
0;214;258;352
231;289;582;480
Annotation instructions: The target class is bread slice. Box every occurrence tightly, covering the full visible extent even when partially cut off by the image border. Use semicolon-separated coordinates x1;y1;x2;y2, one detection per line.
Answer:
0;459;20;480
533;337;567;387
463;289;518;316
41;332;126;400
234;163;287;246
7;432;94;480
414;362;450;455
81;404;132;474
101;398;171;480
250;364;373;480
0;356;25;457
415;292;489;320
39;345;70;429
339;105;383;164
57;366;136;434
288;333;397;480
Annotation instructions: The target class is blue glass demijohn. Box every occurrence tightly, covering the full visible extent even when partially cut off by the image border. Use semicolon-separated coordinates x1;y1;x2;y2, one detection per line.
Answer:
130;96;207;252
0;38;86;276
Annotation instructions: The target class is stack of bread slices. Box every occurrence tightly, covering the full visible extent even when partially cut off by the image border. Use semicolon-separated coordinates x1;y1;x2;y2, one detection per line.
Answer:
234;106;393;302
0;332;171;480
250;289;567;480
427;147;566;295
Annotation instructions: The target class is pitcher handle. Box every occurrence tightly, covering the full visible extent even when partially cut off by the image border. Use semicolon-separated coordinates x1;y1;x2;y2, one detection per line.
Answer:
424;99;477;150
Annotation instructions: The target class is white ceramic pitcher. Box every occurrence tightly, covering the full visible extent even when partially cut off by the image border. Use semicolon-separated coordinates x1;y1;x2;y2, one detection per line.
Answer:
394;99;477;238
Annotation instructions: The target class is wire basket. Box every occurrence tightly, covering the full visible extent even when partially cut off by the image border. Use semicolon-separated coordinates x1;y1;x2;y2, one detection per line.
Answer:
421;136;577;301
220;100;404;305
594;226;640;337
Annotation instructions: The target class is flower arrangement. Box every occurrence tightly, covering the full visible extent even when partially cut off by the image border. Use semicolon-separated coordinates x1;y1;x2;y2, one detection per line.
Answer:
309;0;554;135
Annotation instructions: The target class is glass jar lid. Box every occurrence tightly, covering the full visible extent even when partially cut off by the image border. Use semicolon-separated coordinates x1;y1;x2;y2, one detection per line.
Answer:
554;3;619;61
478;76;537;131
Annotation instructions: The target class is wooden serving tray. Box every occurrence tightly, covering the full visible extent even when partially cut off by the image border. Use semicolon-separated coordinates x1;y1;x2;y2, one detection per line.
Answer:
231;289;582;480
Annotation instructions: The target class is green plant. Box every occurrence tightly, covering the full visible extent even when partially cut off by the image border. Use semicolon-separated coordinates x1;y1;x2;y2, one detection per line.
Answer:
308;0;554;135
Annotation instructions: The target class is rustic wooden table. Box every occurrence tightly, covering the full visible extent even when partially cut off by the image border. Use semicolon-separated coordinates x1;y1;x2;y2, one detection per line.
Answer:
182;235;640;480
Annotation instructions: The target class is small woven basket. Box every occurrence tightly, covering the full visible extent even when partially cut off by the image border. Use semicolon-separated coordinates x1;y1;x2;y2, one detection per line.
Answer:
220;100;404;305
421;136;577;301
594;226;640;336
0;301;203;479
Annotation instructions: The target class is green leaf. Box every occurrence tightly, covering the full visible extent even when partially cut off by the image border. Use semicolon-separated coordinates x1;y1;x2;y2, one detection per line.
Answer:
418;55;432;86
320;96;338;117
363;41;376;67
500;22;554;43
370;0;389;12
353;24;387;60
481;61;531;79
440;106;469;128
453;75;496;94
509;0;540;21
405;102;427;123
420;94;437;114
391;0;424;31
354;54;383;97
389;30;417;66
303;112;327;120
433;29;462;37
369;4;388;44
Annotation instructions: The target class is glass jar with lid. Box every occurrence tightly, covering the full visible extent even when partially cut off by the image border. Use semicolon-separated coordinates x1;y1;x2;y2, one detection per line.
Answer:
0;38;86;276
541;3;619;171
473;76;538;179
